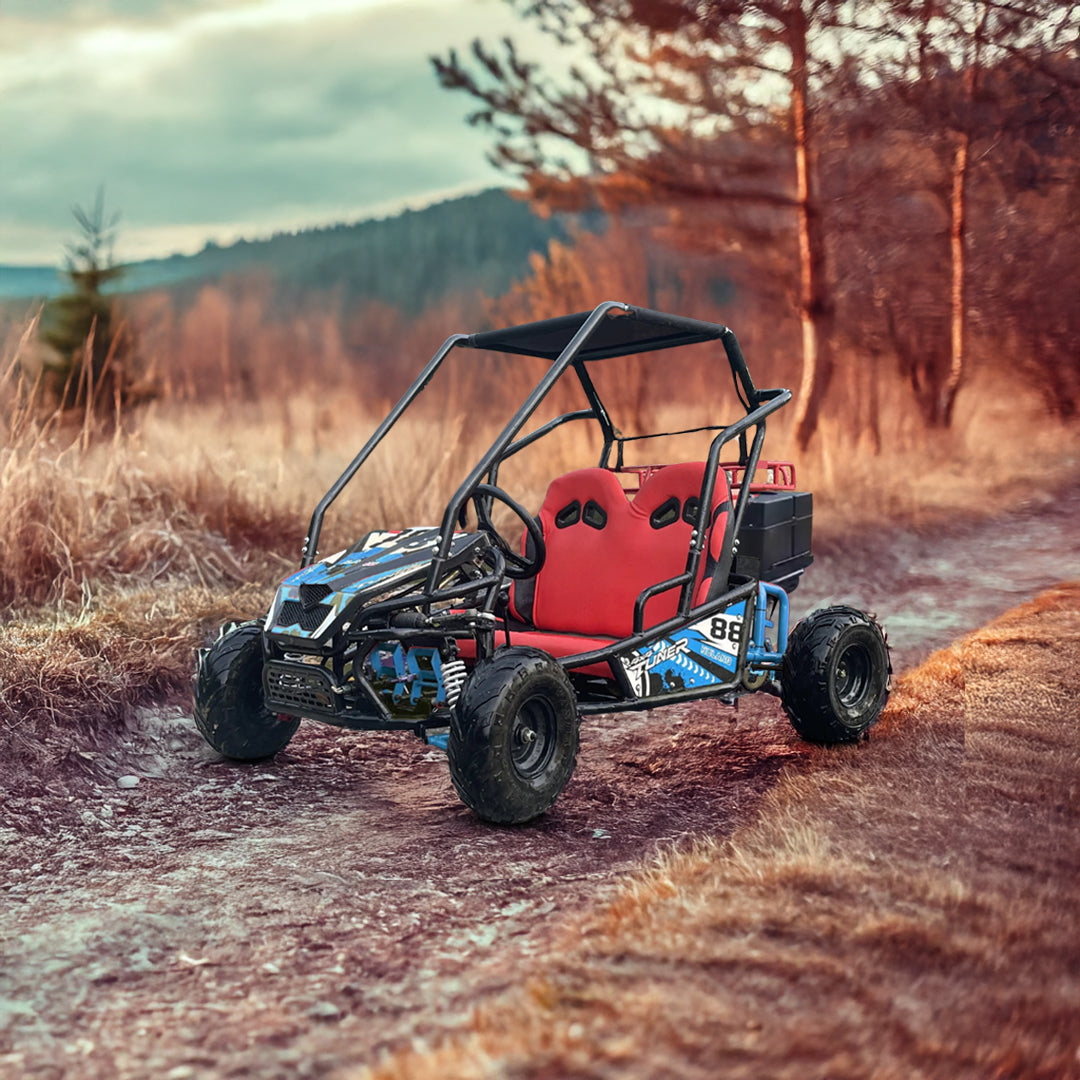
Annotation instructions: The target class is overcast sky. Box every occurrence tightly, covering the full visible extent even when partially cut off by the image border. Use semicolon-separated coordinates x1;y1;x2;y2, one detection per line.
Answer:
0;0;560;265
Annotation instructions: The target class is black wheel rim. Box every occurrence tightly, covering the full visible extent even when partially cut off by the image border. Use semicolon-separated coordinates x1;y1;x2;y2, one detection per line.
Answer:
510;694;557;780
835;643;872;710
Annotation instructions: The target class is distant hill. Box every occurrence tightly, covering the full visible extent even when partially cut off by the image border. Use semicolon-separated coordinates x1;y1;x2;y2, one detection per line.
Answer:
0;266;67;300
0;189;600;314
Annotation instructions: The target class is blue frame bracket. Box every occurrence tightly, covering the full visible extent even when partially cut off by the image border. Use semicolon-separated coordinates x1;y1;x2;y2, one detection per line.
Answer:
744;582;790;670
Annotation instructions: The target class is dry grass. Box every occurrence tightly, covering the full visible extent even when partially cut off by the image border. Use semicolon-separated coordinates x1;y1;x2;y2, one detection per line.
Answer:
0;313;581;766
0;397;498;768
0;584;273;770
353;583;1080;1080
0;392;482;610
791;366;1080;532
3;305;1078;609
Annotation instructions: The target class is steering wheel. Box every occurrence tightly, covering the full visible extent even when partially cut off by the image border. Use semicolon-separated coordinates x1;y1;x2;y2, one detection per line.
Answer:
471;483;546;580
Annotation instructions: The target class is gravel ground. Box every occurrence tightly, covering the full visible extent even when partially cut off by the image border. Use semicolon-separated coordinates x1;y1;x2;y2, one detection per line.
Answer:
3;487;1079;1079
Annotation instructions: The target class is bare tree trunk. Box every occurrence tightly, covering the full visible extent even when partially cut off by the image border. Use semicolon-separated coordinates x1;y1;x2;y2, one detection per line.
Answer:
220;300;232;405
942;131;969;426
789;16;833;451
867;356;882;455
940;6;991;427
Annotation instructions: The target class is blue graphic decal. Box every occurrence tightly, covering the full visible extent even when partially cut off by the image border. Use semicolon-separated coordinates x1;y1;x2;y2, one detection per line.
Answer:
267;527;446;639
619;600;748;698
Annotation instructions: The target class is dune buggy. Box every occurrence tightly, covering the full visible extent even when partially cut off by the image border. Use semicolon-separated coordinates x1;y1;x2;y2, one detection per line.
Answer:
194;301;891;824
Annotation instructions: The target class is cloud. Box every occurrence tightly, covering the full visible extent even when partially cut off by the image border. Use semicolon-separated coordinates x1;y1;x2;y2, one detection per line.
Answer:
1;2;219;18
1;0;565;263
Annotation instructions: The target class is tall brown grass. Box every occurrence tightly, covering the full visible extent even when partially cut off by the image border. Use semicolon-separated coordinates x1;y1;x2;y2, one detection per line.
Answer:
1;298;1078;772
3;351;1069;611
0;584;270;771
352;582;1080;1080
0;301;568;765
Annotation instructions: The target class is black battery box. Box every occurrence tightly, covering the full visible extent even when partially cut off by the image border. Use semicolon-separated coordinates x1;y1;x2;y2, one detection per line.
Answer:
732;490;813;592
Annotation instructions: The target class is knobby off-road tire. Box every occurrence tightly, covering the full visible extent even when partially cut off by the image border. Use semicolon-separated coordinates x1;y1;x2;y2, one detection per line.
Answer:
194;622;300;760
780;606;891;744
448;647;579;825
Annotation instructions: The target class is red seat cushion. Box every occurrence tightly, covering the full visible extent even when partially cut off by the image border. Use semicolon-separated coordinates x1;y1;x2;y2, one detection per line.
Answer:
457;630;616;679
531;468;631;637
511;464;730;639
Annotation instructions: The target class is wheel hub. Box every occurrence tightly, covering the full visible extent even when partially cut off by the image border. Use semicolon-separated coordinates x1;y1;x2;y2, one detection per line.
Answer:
510;696;557;780
835;643;872;709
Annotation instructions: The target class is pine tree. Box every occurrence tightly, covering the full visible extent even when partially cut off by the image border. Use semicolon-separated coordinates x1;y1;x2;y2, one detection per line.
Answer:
38;188;131;410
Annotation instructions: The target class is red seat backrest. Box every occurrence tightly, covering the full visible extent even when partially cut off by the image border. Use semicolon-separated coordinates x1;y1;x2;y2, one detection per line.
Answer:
631;462;731;606
512;464;731;638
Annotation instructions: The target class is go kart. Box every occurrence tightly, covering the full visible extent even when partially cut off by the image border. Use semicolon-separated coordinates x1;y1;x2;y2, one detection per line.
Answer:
194;302;891;824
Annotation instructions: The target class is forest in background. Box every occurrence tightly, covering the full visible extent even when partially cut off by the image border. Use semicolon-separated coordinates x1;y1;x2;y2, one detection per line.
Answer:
431;0;1079;442
6;2;1075;439
0;188;595;311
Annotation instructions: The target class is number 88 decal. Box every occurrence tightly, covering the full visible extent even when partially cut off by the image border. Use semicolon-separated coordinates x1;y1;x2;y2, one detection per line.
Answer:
710;615;743;645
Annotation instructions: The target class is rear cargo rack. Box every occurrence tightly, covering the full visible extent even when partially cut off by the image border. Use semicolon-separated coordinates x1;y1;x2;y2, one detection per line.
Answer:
611;460;796;496
723;460;796;492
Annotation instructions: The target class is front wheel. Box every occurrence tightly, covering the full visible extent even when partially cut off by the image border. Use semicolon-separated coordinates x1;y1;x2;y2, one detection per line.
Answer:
194;622;300;760
780;606;891;744
448;647;579;824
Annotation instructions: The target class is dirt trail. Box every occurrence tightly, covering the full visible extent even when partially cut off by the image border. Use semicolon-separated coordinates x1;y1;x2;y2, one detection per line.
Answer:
795;486;1080;667
2;490;1079;1079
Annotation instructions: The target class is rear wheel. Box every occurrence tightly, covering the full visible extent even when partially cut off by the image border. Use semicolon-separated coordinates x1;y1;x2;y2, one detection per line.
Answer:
448;647;579;824
194;622;300;760
780;606;891;743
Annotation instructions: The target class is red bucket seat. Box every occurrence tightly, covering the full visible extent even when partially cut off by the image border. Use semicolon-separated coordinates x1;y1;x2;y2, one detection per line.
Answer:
510;462;732;640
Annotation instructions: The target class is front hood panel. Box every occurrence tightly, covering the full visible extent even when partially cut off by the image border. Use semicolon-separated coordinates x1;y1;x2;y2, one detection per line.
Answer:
266;527;481;642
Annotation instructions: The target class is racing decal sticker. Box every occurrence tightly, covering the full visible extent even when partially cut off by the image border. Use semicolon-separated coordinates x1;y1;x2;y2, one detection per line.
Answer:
688;606;745;663
311;527;442;587
619;601;748;698
268;528;450;639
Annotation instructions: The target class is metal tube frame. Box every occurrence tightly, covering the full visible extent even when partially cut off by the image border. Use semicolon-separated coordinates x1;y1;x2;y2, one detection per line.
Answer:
427;300;632;589
301;332;469;566
298;301;792;687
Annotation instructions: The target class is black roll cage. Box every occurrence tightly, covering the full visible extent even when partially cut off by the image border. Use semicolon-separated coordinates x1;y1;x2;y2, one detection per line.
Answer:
300;301;791;637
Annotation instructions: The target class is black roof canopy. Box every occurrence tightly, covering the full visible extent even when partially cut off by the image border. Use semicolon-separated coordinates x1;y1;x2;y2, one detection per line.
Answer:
465;304;727;362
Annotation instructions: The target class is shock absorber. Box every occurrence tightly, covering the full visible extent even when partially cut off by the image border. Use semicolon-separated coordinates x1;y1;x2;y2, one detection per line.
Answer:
440;658;468;707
